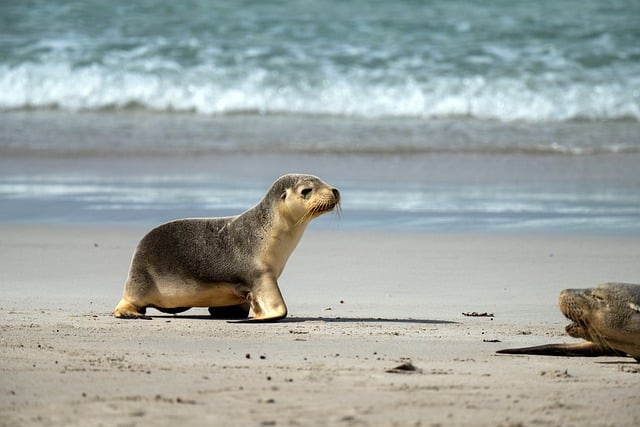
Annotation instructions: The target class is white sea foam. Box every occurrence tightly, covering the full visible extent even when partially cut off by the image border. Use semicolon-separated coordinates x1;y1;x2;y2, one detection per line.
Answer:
2;62;639;122
3;0;639;122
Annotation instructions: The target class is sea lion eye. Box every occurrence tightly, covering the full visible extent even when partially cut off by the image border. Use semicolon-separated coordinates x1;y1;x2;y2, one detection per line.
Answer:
301;188;312;198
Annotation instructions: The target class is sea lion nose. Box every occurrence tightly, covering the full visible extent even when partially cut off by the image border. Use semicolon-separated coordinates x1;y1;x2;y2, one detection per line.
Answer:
332;188;340;200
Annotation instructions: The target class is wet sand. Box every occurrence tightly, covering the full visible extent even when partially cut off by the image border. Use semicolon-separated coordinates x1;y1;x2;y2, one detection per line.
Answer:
1;225;639;426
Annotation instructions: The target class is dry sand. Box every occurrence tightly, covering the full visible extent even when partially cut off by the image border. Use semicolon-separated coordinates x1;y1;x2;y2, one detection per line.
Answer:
1;225;639;426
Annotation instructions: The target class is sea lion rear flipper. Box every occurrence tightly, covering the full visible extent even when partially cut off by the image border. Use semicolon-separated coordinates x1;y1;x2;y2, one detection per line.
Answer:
155;306;191;314
209;303;251;319
228;316;285;324
497;341;627;357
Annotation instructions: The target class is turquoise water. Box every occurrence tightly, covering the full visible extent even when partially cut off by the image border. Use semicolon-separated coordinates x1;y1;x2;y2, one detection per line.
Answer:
2;0;639;121
1;112;639;234
1;1;639;233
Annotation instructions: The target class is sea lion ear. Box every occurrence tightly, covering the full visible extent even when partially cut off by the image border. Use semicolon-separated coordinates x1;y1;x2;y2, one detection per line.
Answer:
280;191;287;200
628;302;640;314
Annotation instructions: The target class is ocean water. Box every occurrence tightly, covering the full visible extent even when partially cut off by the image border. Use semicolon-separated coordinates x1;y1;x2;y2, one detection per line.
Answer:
1;1;639;233
2;0;639;121
1;112;639;233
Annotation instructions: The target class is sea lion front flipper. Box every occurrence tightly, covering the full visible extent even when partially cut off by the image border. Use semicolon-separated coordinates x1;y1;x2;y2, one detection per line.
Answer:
497;341;627;357
244;276;288;322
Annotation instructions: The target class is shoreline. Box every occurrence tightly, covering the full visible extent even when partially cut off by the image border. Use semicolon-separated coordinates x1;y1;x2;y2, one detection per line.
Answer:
3;224;639;318
2;110;640;156
2;224;639;425
2;111;640;235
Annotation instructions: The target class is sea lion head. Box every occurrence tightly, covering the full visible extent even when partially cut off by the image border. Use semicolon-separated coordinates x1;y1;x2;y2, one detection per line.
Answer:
559;283;640;357
269;174;340;228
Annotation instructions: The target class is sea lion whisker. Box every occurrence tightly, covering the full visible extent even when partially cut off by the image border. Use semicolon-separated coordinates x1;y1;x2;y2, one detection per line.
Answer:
589;327;616;352
333;201;342;218
292;206;316;228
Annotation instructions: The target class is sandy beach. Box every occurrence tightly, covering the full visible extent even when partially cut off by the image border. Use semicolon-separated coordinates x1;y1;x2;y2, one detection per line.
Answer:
3;2;640;425
1;225;639;426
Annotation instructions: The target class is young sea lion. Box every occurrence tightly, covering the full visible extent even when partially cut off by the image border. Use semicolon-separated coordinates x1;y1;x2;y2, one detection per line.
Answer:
113;174;340;321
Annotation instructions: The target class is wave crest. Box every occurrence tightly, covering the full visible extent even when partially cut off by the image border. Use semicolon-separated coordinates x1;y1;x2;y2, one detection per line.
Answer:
1;63;639;122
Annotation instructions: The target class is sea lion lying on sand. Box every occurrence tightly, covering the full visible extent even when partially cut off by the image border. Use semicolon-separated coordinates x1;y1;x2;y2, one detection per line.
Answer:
498;283;640;361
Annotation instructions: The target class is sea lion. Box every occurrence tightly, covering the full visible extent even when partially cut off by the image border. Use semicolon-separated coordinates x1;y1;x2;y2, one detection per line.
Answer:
113;174;340;321
498;282;640;361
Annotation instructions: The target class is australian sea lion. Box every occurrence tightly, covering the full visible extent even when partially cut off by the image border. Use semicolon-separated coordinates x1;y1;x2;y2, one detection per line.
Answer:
113;174;340;321
498;282;640;361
